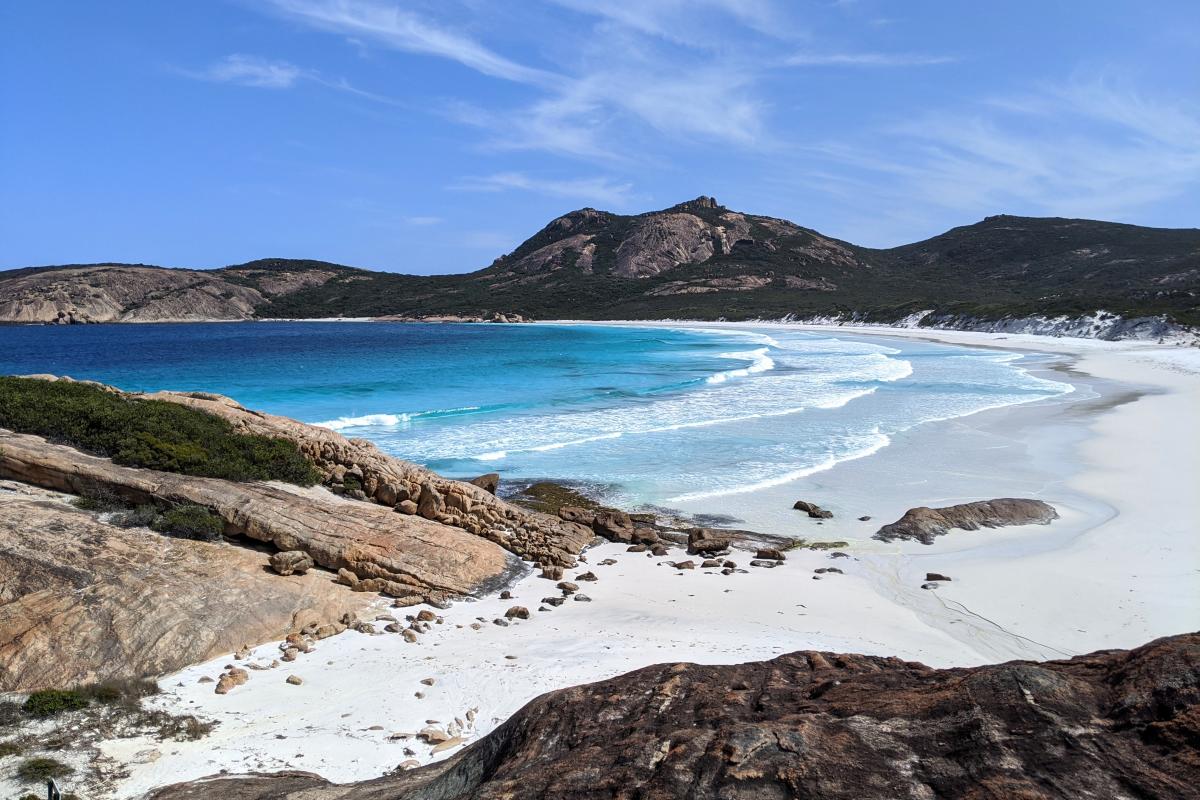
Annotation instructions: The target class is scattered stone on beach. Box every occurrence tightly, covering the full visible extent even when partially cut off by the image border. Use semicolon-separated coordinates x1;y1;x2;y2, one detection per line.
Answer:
627;544;647;553
399;759;420;770
468;473;500;494
875;499;1058;545
215;667;249;695
598;558;617;566
418;726;451;744
573;594;592;602
505;606;530;620
432;736;465;754
858;515;872;521
723;560;737;568
269;550;315;576
198;676;214;684
354;622;377;635
542;597;565;607
687;528;732;555
286;675;303;685
384;623;401;634
632;527;660;545
672;560;696;570
557;581;579;595
576;571;598;582
402;629;419;643
793;500;833;519
814;567;843;575
416;609;438;623
469;623;483;630
651;545;669;557
749;560;779;569
493;618;510;627
540;565;564;581
925;573;952;582
701;559;722;568
500;590;513;600
921;583;938;590
755;548;786;561
830;552;850;559
420;677;435;686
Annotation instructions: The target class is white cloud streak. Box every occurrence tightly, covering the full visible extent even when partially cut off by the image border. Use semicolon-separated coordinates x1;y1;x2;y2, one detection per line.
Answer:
785;51;956;66
194;55;303;88
263;0;560;87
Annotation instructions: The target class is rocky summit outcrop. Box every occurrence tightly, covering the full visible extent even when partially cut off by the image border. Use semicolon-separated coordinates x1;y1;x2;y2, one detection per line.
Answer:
0;430;522;604
874;498;1059;545
0;482;370;691
150;632;1200;800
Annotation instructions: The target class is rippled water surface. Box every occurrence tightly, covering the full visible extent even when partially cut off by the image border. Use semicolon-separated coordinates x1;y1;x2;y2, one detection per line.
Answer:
0;322;1072;507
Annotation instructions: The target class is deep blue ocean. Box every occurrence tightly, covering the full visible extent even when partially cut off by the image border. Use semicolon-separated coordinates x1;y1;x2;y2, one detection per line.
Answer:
0;322;1071;508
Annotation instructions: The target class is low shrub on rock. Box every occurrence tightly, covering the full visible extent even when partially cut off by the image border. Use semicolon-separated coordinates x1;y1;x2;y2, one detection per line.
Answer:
17;756;73;782
151;505;224;541
22;690;88;718
0;376;320;485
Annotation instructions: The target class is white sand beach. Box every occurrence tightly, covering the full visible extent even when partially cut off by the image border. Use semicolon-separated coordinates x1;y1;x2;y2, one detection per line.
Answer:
101;326;1200;797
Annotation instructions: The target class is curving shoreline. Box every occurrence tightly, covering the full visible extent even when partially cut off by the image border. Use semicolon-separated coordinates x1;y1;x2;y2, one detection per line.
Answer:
2;324;1197;797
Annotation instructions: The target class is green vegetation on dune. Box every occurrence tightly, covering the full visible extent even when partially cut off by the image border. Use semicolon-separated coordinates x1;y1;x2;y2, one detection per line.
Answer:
0;377;320;485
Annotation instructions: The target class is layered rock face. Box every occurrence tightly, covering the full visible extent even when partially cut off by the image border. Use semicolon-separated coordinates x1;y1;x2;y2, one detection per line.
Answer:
0;264;338;323
0;483;370;691
875;498;1059;544
0;431;521;604
150;633;1200;799
143;388;591;567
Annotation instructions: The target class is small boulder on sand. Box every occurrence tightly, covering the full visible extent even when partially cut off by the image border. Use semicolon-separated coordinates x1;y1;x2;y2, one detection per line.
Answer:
793;500;833;519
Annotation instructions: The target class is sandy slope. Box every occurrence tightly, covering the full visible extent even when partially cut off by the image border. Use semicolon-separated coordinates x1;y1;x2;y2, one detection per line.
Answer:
95;325;1200;797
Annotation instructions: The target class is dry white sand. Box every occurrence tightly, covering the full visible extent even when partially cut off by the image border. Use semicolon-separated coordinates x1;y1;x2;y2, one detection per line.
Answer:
100;325;1200;797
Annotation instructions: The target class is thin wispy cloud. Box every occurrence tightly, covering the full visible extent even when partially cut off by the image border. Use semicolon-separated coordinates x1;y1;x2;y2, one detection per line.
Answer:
785;51;956;67
190;55;303;88
262;0;560;88
452;172;636;208
403;215;443;226
811;79;1200;228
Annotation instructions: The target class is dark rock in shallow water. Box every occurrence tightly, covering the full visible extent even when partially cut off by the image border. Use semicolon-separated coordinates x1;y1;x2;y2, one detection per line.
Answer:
925;572;952;582
875;498;1058;545
149;634;1200;800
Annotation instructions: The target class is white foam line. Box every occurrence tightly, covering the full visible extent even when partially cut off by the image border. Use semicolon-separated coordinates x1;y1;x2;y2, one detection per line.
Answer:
315;406;483;431
705;347;775;384
664;430;891;503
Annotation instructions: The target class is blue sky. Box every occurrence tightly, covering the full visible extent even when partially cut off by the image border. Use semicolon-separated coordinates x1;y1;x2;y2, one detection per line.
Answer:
2;1;1198;273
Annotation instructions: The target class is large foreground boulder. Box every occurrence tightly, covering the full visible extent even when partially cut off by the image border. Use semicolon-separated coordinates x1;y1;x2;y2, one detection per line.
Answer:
0;483;369;691
149;632;1200;799
0;430;519;604
874;498;1059;545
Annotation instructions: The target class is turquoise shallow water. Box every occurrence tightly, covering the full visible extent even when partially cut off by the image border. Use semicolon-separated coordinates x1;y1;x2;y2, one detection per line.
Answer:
0;322;1072;509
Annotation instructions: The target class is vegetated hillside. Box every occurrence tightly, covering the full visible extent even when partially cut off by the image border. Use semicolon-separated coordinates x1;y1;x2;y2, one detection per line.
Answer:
4;197;1198;327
